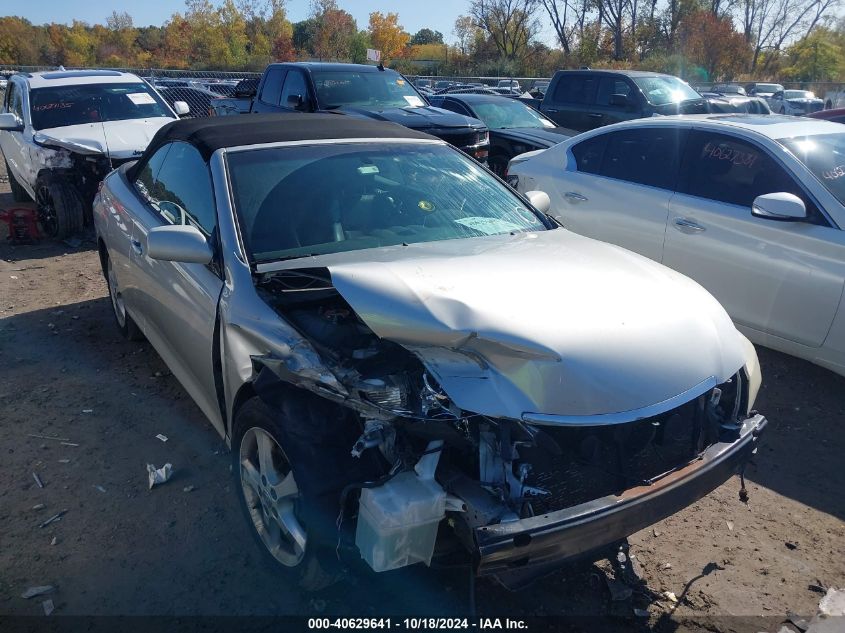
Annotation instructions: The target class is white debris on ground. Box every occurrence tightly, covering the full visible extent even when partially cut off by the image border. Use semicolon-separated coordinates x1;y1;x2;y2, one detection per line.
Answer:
147;463;173;489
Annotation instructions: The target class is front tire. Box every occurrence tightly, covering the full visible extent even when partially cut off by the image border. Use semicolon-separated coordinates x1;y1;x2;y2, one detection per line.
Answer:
232;397;338;591
5;159;31;202
35;173;84;239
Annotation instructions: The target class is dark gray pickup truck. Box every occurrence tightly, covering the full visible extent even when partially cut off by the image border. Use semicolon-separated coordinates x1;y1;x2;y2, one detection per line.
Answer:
538;69;708;132
211;62;490;160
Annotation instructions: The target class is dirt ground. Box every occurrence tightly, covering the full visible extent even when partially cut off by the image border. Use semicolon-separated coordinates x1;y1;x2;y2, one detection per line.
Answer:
1;164;843;632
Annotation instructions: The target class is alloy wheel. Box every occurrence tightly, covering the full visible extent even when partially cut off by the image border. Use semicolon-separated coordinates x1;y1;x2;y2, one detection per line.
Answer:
36;184;58;237
239;427;306;567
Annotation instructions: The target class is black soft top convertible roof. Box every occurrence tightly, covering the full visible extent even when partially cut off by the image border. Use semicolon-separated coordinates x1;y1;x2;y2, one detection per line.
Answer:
139;113;435;165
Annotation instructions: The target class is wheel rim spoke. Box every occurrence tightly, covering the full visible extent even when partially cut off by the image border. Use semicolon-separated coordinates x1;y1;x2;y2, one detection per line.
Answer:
239;427;306;567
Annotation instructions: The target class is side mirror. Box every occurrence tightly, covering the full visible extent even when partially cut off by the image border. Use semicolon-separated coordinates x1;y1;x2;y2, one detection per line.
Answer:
286;94;304;109
0;112;24;131
146;225;213;264
752;192;807;221
526;190;551;214
173;101;190;116
609;93;630;108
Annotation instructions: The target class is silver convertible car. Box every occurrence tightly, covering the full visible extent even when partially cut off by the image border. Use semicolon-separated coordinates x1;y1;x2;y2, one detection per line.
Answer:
94;114;767;590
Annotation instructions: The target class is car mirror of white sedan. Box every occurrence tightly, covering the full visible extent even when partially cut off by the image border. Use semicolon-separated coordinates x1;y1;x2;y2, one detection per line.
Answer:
526;190;551;214
147;225;213;264
173;101;190;116
751;192;808;221
0;112;24;131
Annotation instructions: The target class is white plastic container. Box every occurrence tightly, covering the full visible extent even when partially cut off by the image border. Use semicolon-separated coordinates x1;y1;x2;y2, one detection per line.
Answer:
355;441;446;572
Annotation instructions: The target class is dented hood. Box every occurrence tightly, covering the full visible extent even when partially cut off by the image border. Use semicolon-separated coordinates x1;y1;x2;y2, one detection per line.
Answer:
266;230;746;422
34;117;175;159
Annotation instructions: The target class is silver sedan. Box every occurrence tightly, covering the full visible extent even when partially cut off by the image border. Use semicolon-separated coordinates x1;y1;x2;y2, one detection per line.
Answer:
94;113;766;590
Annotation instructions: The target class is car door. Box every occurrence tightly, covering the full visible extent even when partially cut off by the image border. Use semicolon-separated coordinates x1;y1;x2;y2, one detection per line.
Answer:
547;127;686;261
543;74;599;131
251;66;287;113
128;141;225;430
771;91;785;113
279;68;313;112
0;80;30;190
591;76;641;127
663;129;845;348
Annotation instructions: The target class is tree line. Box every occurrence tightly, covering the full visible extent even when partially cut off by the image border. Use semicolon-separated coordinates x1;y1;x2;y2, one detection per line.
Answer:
0;0;843;81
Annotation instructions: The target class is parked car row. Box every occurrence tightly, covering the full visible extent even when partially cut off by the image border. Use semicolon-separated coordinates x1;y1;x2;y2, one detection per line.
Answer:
1;64;778;596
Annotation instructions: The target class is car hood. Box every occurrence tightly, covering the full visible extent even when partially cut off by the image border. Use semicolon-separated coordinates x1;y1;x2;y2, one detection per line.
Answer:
263;229;746;423
331;105;486;131
34;118;175;159
492;127;575;147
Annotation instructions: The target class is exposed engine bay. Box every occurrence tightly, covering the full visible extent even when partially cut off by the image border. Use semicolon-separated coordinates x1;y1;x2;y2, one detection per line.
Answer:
254;266;754;576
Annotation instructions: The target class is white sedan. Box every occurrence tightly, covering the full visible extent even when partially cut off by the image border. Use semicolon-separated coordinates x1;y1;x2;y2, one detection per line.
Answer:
508;114;845;377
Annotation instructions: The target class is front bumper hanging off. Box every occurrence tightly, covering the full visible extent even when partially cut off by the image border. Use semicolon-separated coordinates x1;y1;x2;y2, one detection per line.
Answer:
474;414;767;589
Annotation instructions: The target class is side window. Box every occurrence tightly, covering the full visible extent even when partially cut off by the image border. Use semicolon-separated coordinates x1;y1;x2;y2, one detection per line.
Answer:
280;70;310;110
259;67;286;106
552;76;598;104
600;128;686;189
7;82;23;118
595;78;632;107
134;144;172;203
571;134;607;175
682;131;821;218
143;142;216;235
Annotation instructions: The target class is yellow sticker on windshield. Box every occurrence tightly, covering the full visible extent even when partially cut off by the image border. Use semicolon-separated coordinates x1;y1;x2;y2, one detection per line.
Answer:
418;200;435;212
397;79;406;86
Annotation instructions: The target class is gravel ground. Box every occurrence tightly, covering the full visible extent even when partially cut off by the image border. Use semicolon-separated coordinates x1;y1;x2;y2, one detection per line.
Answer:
0;163;843;632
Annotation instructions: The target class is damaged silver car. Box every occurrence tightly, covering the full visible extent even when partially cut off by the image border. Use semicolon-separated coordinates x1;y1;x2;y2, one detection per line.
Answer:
93;113;767;590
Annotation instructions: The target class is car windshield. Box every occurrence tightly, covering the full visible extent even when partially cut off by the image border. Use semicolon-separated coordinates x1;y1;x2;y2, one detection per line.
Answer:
633;76;700;106
785;90;815;99
227;142;548;263
470;99;556;129
756;84;783;93
29;82;172;129
312;71;426;110
779;134;845;206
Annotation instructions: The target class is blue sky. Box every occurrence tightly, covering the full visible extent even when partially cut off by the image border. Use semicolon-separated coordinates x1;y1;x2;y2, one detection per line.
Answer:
0;0;474;43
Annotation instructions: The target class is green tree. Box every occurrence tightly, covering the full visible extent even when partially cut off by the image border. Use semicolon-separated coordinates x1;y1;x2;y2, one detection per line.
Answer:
781;28;844;81
410;28;444;45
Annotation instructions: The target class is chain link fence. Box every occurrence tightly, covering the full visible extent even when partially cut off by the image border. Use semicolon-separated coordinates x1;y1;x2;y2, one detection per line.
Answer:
1;64;844;119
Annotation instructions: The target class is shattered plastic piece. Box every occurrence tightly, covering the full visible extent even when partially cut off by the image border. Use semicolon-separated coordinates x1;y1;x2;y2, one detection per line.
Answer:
57;459;70;464
28;434;70;442
663;591;678;603
183;485;195;492
155;434;168;442
39;510;67;528
818;587;845;617
660;562;673;570
32;503;45;511
82;409;93;414
93;485;106;493
50;537;57;546
21;586;54;599
42;599;54;615
785;541;799;550
788;613;810;631
60;442;79;447
726;520;734;531
147;463;173;489
32;472;44;488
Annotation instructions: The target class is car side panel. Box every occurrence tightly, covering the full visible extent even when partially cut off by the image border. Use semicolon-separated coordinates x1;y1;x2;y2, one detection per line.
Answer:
129;204;226;435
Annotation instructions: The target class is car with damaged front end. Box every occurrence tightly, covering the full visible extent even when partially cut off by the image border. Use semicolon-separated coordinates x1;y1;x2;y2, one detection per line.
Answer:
0;69;187;239
93;113;767;591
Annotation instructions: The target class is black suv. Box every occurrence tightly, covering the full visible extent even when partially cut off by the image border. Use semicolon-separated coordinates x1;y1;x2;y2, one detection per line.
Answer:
539;69;707;132
249;63;489;160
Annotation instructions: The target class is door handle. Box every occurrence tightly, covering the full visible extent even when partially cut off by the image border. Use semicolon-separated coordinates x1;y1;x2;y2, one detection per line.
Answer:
564;191;588;203
131;238;143;255
673;217;706;233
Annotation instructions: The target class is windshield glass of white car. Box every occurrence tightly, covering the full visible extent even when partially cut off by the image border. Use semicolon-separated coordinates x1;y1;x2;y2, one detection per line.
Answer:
780;134;845;205
29;82;173;129
633;76;699;105
227;143;548;263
